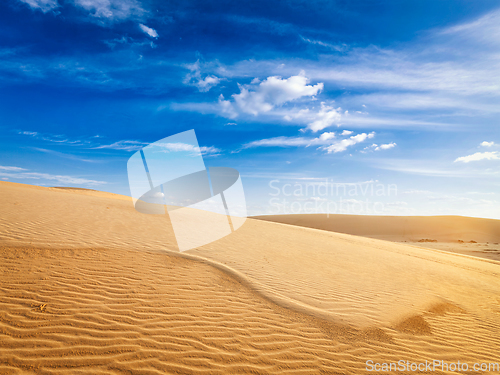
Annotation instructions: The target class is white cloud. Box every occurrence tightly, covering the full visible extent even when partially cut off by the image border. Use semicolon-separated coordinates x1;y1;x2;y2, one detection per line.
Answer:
0;166;28;171
454;151;500;163
221;71;323;117
244;131;336;148
283;102;341;132
18;131;38;136
373;158;493;177
72;0;146;22
0;166;105;186
481;141;495;147
139;24;158;38
244;136;313;148
155;142;220;156
323;132;375;153
96;140;146;151
217;9;500;124
196;76;220;91
18;0;59;13
361;142;400;153
375;142;396;151
184;60;221;92
96;140;221;155
319;132;335;141
306;102;341;132
300;36;347;52
439;9;500;47
341;130;353;136
244;131;373;154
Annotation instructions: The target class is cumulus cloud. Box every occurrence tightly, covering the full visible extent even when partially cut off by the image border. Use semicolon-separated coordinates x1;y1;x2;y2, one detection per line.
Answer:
319;132;335;141
375;142;396;151
454;151;500;163
481;141;495;147
341;130;353;136
362;141;397;153
305;103;341;132
220;71;323;117
323;132;375;153
284;102;341;132
184;60;221;92
139;24;158;38
18;0;59;13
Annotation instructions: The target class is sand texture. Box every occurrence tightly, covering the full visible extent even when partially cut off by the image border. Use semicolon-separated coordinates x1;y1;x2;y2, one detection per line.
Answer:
1;181;500;374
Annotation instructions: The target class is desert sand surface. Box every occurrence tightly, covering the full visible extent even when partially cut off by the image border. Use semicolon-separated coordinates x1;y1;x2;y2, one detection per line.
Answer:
253;214;500;262
1;181;500;374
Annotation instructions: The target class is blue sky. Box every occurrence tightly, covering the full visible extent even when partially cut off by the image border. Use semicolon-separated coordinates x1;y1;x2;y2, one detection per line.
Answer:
1;0;499;218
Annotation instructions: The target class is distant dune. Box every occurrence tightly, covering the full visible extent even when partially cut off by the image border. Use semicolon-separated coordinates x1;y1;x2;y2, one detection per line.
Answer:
252;214;500;262
1;181;500;374
252;213;500;243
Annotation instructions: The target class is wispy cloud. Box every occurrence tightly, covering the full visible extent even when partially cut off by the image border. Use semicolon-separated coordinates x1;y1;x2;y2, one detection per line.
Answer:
300;36;347;52
153;142;221;156
95;139;221;156
244;136;318;148
95;140;147;151
243;131;374;154
0;165;106;186
374;158;499;178
72;0;147;23
208;9;500;128
18;130;91;145
18;0;59;13
0;166;28;171
17;0;148;23
31;147;97;163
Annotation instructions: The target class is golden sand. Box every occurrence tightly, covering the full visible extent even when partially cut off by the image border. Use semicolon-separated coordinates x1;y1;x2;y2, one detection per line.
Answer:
1;181;500;374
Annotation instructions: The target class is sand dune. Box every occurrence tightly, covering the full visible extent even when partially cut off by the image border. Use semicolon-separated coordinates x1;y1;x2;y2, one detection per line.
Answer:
252;214;500;243
1;181;500;374
253;213;500;262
